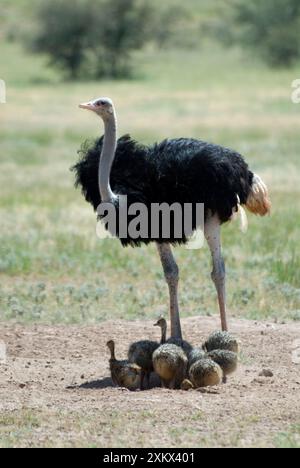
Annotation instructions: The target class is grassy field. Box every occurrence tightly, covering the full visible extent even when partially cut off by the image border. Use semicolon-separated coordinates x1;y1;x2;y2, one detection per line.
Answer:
0;9;300;447
1;39;299;325
1;406;298;448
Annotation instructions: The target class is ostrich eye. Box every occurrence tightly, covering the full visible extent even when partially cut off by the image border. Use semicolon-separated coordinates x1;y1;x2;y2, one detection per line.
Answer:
96;100;107;106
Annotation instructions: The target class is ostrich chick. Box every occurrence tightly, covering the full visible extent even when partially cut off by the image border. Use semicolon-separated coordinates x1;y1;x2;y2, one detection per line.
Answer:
188;347;206;368
167;336;193;357
203;331;239;353
188;358;223;388
107;340;140;390
128;341;158;390
152;318;189;389
153;343;188;390
155;317;193;356
207;350;238;384
127;317;166;390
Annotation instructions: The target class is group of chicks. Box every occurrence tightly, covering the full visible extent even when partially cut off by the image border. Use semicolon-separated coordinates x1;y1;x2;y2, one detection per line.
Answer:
106;318;239;391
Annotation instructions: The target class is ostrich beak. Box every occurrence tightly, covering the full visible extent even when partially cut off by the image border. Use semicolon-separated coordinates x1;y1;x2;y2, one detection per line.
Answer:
79;102;95;110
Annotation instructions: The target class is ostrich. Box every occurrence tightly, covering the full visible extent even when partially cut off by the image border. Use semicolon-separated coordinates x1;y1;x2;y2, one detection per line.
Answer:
188;347;207;368
155;317;192;356
127;317;166;390
73;97;271;338
203;331;239;353
107;340;140;390
207;349;238;383
152;342;188;390
183;358;223;389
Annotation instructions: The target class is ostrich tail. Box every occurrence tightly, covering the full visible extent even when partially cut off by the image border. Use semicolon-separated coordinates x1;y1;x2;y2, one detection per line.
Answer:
231;195;248;233
246;174;271;216
238;202;249;233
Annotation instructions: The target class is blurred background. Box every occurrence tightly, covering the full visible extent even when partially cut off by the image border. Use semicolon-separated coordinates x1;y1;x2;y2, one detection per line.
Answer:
0;0;299;325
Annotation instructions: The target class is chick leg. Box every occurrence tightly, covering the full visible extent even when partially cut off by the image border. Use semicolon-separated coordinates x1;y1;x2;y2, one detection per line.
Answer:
157;243;182;339
145;371;151;390
204;215;228;332
161;379;168;389
169;378;177;390
140;370;145;391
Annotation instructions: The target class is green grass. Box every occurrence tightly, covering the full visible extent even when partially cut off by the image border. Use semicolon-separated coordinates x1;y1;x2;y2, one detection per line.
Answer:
3;407;295;448
0;409;41;448
0;32;300;325
275;425;300;448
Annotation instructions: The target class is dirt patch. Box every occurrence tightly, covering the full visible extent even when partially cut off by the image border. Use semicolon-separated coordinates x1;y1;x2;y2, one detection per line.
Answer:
0;317;300;448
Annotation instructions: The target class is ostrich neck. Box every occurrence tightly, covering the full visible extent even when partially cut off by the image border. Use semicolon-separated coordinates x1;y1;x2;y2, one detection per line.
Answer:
99;113;117;202
109;345;116;361
161;326;167;344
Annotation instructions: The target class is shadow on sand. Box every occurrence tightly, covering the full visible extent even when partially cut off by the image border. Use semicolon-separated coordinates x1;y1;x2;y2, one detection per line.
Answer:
66;374;161;391
66;377;114;390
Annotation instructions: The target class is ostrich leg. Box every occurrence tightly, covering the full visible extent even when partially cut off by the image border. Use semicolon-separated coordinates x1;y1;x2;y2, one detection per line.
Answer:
156;243;182;339
204;215;228;332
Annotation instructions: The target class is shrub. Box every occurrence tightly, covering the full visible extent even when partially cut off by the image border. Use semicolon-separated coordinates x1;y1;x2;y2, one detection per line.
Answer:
31;0;154;79
233;0;300;67
91;0;153;78
32;0;98;79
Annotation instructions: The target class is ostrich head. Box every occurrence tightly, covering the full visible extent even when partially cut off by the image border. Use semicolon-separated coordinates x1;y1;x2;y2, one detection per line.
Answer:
79;97;114;119
79;96;117;204
106;340;115;354
154;317;167;329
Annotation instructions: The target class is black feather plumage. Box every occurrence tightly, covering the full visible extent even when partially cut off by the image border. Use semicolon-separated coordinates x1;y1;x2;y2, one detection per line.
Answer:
71;135;254;247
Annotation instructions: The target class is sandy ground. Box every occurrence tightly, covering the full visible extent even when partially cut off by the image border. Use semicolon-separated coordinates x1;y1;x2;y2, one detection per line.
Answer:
0;317;300;448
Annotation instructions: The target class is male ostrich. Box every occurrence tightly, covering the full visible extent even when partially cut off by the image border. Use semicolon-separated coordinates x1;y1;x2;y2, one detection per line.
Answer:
72;97;270;338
